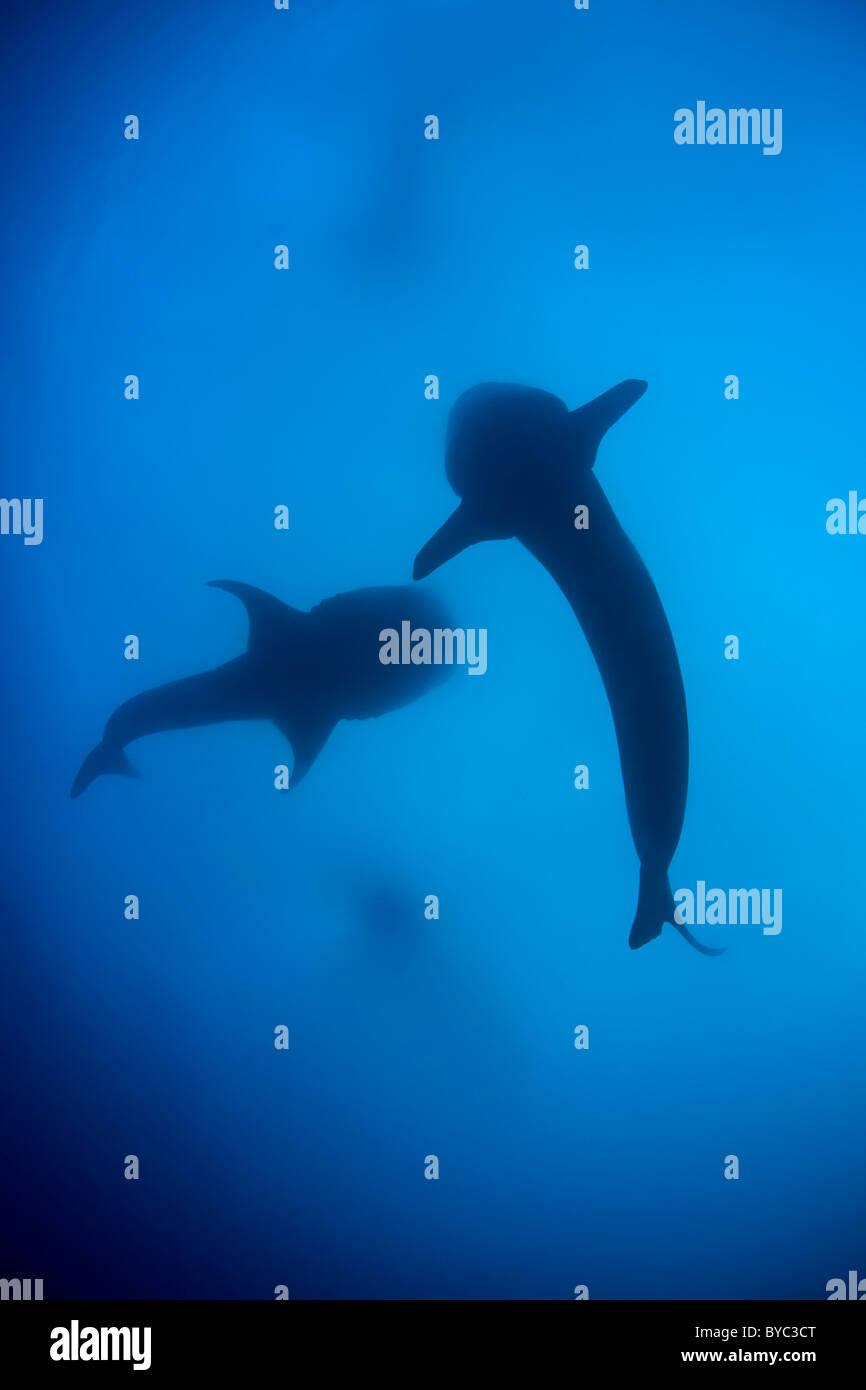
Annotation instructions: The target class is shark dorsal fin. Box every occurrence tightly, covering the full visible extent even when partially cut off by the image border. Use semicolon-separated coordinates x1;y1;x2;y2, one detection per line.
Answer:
568;379;647;465
207;580;305;651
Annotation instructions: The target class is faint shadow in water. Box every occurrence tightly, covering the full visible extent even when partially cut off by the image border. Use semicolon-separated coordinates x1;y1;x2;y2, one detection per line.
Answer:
337;859;426;970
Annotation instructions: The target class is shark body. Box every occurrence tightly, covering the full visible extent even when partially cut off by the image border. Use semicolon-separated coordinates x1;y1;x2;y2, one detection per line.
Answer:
414;380;719;955
72;581;453;798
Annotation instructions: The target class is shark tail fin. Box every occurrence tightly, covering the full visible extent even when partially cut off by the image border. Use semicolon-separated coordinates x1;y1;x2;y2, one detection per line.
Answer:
71;742;140;799
569;379;648;463
629;864;725;957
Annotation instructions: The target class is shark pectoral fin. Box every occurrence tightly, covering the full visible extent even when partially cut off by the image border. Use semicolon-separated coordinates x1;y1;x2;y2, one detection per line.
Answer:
275;713;336;789
208;581;305;653
569;379;648;462
413;501;487;579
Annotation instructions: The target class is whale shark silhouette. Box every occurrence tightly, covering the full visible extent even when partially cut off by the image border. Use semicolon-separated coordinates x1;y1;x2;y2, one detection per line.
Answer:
414;380;720;956
71;581;454;798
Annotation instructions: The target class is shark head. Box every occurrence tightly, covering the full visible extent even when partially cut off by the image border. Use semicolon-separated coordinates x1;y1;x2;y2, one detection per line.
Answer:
414;378;647;579
445;383;572;497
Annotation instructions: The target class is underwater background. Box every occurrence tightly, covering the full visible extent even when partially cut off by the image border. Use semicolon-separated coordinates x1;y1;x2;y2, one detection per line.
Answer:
2;0;864;1300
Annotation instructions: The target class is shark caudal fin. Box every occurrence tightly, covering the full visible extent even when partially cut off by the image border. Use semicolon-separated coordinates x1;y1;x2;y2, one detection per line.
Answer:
71;743;140;799
568;379;648;463
629;865;725;957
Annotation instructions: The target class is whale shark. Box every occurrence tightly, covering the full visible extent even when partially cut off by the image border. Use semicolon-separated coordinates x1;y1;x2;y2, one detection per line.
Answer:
71;581;454;798
414;379;720;955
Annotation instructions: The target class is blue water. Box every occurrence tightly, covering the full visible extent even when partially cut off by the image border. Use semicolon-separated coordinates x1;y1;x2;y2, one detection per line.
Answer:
2;0;864;1300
